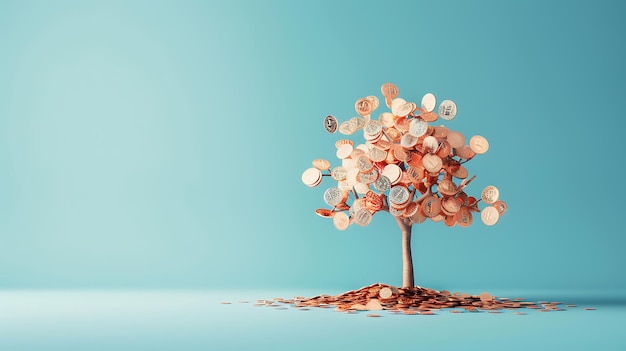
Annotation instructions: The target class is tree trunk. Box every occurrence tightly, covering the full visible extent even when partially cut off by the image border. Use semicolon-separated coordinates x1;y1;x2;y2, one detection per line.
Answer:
395;216;414;288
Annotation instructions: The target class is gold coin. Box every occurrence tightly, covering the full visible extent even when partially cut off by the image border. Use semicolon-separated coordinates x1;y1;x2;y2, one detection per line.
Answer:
469;135;489;154
481;206;499;226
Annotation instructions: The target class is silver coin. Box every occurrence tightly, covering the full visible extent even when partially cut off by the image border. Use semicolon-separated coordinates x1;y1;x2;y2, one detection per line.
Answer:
389;185;409;205
324;115;338;133
364;120;383;136
372;175;391;193
408;117;428;137
368;147;387;162
389;207;405;217
331;166;347;181
324;187;344;206
354;208;372;226
438;100;457;120
401;133;419;148
351;116;366;130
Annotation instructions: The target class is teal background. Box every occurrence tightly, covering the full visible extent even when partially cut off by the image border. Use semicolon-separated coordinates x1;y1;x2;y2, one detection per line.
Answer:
2;1;626;350
1;0;625;294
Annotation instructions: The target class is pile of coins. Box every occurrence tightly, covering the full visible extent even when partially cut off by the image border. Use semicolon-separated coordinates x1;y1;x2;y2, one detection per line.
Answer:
248;283;585;316
302;82;507;230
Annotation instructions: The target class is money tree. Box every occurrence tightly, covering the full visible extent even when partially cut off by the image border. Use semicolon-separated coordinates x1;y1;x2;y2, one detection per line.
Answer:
301;83;507;288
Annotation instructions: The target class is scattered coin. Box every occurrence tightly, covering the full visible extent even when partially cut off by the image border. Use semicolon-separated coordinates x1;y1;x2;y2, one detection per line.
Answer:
438;100;457;120
583;308;596;310
367;313;382;317
220;301;231;305
324;115;338;133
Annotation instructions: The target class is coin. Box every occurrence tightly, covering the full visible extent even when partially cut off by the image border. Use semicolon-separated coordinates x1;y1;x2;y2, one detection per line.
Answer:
335;139;354;148
393;101;414;117
421;93;437;112
469;135;489;154
312;159;331;170
438;100;457;120
324;115;338;133
336;143;354;159
389;185;410;206
355;154;374;172
446;131;466;149
408;117;428;137
394;116;410;132
481;185;500;204
354;182;370;195
302;168;322;187
364;120;383;136
351;116;367;130
382;164;402;184
331;166;347;181
367;95;380;111
422;154;443;173
354;208;373;226
421;195;442;218
379;112;395;127
339;120;356;135
420;111;438;122
493;200;508;216
355;97;373;116
381;82;399;98
379;287;393;299
333;211;350;230
358;168;380;184
422;136;439;154
368;147;387;162
455;145;475;160
373;175;391;193
324;187;346;206
481;206;499;226
315;208;335;218
455;206;473;227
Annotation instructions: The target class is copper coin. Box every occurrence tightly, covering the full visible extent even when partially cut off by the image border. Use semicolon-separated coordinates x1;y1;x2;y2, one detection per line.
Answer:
432;126;449;139
438;179;458;196
455;206;473;227
446;131;466;149
420;111;438;122
444;215;456;227
366;95;380;111
441;196;462;214
355;97;373;116
452;165;468;179
436;140;452;158
315;208;335;218
493;200;508;216
394;116;411;131
469;135;489;154
381;82;399;98
481;206;500;226
393;145;411;162
312;159;331;170
422;154;443;173
335;139;354;148
421;195;442;218
455;145;475;160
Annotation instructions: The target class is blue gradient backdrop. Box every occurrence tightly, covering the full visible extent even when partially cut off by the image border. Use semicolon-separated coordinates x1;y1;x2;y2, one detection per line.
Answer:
1;0;625;294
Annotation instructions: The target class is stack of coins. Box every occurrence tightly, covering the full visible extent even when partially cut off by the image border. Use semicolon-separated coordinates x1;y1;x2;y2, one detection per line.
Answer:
303;83;507;230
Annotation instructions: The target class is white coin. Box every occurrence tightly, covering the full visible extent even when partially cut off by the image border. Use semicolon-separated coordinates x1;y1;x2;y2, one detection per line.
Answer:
382;164;402;184
408;117;428;137
401;133;419;148
481;185;500;204
378;112;395;128
336;144;353;159
301;168;322;187
422;136;439;153
333;211;350;230
390;98;407;112
481;206;500;226
331;166;347;181
438;100;457;120
421;93;437;112
354;182;370;194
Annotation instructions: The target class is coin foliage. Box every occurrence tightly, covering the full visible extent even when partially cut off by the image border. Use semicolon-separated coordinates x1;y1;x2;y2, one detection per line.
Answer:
305;83;506;229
